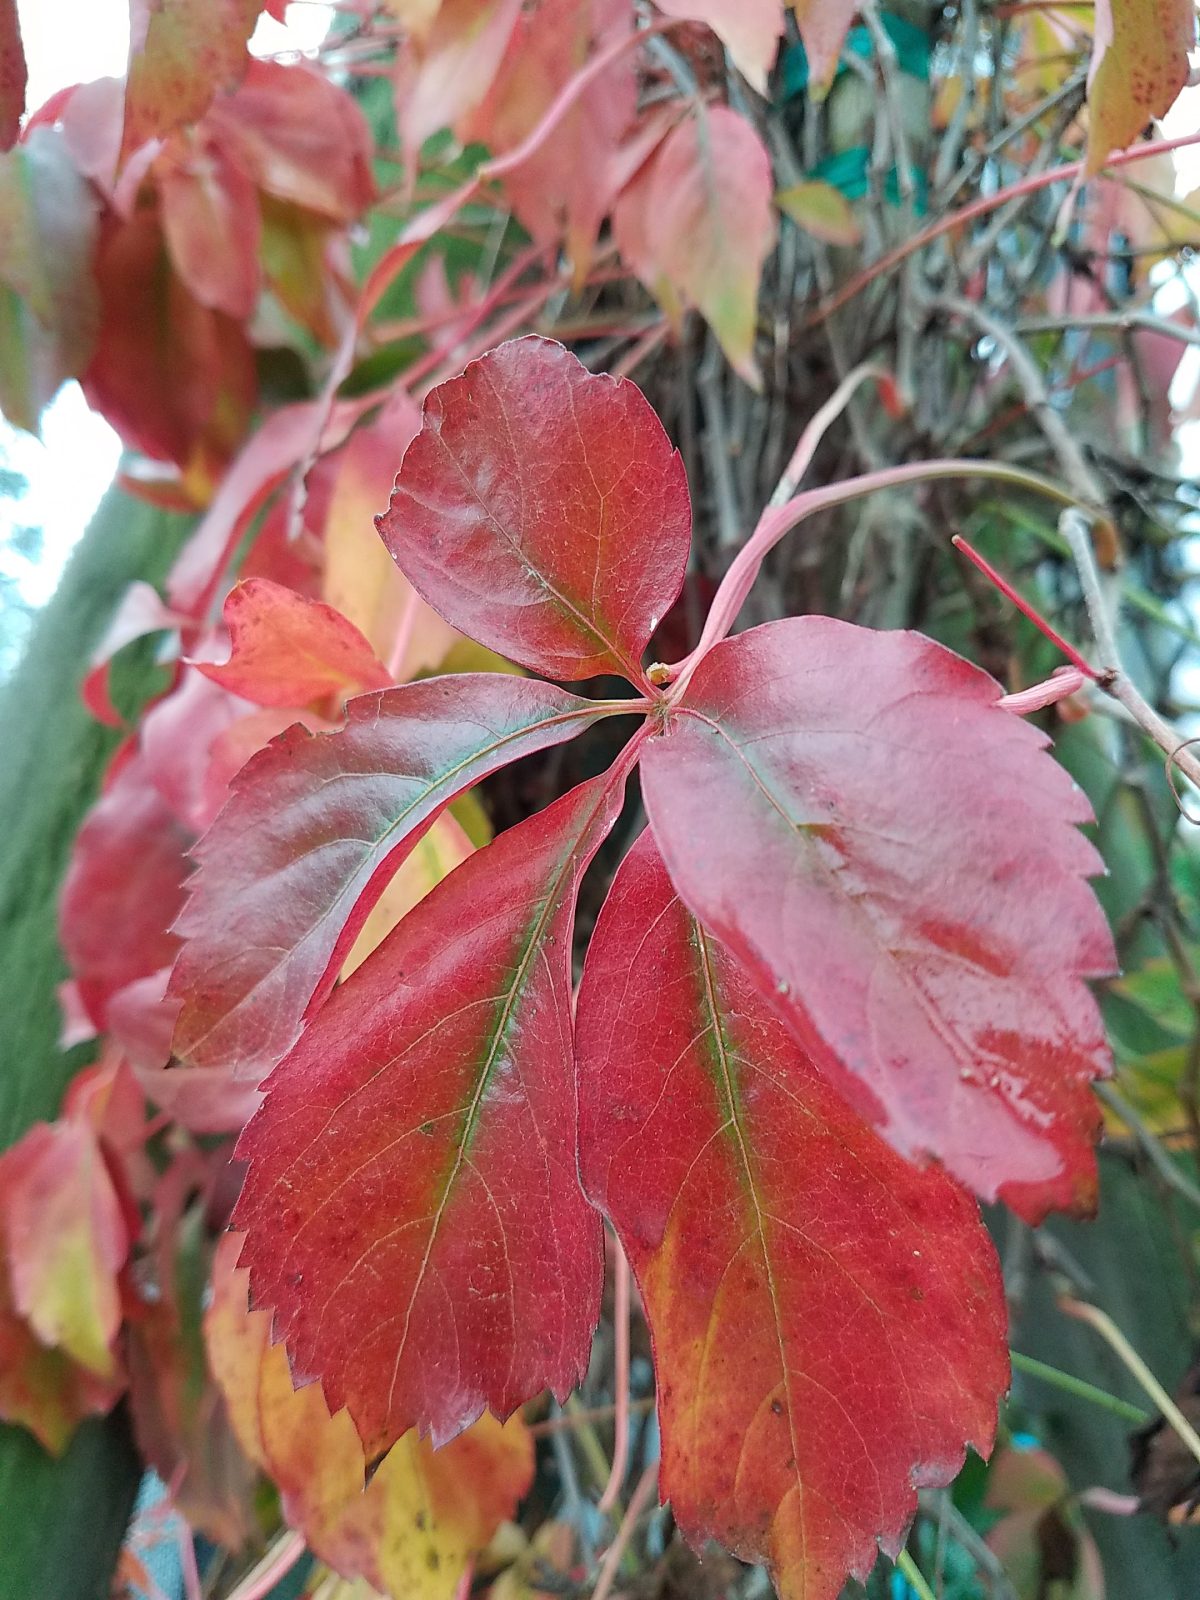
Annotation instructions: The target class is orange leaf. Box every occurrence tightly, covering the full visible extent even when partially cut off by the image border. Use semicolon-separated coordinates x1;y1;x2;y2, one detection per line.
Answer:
0;1269;122;1454
206;1235;534;1600
1086;0;1194;173
196;578;392;708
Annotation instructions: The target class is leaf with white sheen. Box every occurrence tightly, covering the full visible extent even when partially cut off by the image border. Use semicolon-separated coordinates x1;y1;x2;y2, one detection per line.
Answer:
577;832;1008;1600
377;336;692;686
641;617;1114;1222
233;770;627;1453
169;674;615;1083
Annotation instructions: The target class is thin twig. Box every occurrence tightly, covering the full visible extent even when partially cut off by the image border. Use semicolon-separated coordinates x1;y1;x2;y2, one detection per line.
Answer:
225;1532;306;1600
1016;311;1200;348
1061;508;1200;796
597;1237;632;1516
591;1462;659;1600
1059;1297;1200;1470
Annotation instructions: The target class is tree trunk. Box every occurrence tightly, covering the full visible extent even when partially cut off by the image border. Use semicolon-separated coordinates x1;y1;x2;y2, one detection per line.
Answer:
0;485;189;1600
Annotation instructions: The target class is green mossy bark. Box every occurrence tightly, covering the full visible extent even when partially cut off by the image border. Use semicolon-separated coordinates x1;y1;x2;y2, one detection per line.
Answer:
0;486;189;1600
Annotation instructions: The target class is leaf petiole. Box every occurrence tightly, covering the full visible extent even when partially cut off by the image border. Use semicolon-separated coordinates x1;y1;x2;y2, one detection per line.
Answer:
895;1547;937;1600
1010;1350;1149;1424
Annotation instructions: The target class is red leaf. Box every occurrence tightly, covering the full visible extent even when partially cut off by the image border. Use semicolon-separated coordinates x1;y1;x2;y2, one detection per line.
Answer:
158;127;263;319
209;59;375;223
641;618;1114;1222
140;669;256;833
1086;0;1194;174
82;206;256;480
233;769;628;1452
59;751;192;1034
168;674;618;1082
123;0;261;157
0;0;26;150
377;336;692;686
195;578;391;707
577;832;1008;1600
612;105;774;385
652;1;784;93
165;395;364;615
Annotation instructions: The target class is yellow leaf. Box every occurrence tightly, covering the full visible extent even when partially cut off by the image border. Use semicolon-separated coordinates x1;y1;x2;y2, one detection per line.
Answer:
776;180;862;246
206;1237;534;1600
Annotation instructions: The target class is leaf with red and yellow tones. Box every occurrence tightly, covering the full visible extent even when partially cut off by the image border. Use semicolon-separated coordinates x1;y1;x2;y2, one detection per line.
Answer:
790;0;860;97
168;674;616;1083
232;770;627;1452
577;833;1008;1600
59;750;191;1034
0;0;25;150
653;1;784;94
207;1236;534;1599
196;579;391;708
208;60;375;224
641;618;1114;1223
0;1269;123;1454
1086;0;1194;174
158;127;263;319
466;0;635;279
0;1118;131;1380
377;337;692;685
612;106;774;385
395;0;524;165
122;0;261;158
